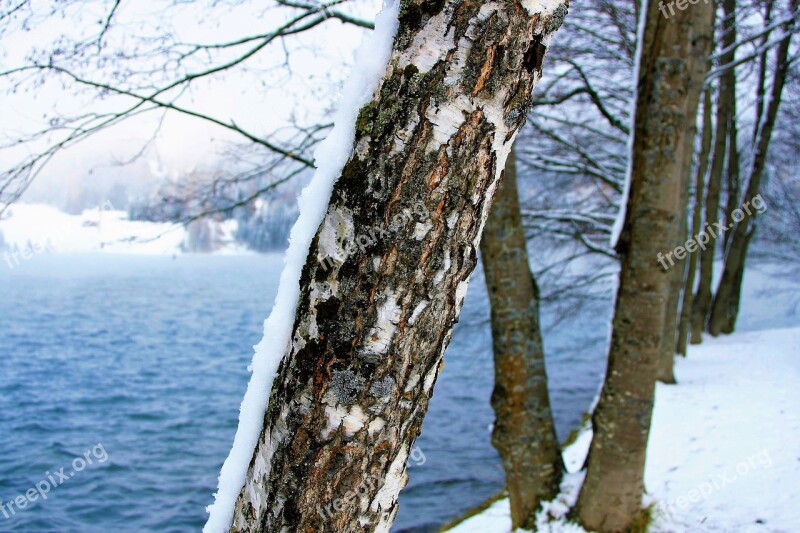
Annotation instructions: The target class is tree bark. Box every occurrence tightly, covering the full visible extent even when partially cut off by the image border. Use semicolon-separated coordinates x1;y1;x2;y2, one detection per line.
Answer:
575;0;712;528
656;190;686;384
690;2;737;344
677;87;713;355
720;0;741;250
480;147;564;529
717;227;753;332
708;7;796;335
656;4;716;379
226;1;569;531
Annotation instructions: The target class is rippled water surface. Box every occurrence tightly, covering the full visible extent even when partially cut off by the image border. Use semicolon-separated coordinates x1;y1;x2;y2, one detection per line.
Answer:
0;253;610;531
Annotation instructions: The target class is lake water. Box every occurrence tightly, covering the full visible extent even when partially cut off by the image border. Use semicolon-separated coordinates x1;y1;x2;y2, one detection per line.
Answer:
0;253;612;531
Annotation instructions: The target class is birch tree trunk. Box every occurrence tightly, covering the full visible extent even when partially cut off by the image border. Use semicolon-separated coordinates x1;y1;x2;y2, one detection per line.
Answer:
575;0;712;528
708;8;796;335
227;1;569;531
480;147;563;529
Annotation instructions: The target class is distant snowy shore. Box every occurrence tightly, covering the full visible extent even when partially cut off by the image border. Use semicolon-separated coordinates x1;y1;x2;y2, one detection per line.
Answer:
0;203;250;256
448;326;800;532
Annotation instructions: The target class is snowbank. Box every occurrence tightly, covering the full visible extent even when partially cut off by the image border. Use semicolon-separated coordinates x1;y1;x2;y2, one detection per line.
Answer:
0;203;248;255
0;202;184;254
447;327;800;532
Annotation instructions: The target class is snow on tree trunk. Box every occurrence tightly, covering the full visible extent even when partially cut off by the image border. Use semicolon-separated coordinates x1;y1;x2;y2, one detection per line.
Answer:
480;147;563;529
575;0;712;528
205;0;569;531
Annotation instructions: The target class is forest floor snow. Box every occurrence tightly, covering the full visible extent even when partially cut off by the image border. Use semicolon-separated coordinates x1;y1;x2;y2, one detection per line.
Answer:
447;326;800;532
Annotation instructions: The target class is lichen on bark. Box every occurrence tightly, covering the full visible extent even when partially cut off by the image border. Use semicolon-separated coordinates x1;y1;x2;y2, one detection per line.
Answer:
229;2;569;531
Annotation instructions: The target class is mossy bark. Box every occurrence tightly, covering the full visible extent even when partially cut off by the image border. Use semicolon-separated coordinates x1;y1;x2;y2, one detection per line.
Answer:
480;147;563;529
575;0;713;528
228;1;569;531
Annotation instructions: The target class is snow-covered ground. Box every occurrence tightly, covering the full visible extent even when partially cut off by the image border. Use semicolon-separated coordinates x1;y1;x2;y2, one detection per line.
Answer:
448;326;800;532
0;203;245;256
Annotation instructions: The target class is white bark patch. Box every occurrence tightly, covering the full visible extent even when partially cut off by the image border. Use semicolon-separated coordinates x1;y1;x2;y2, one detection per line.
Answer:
292;330;307;352
376;506;400;533
368;417;386;437
396;10;455;72
370;445;409;516
322;404;369;439
308;316;319;343
297;279;341;350
404;372;421;393
425;93;472;149
423;360;441;394
317;208;355;267
432;249;451;286
342;405;368;436
322;404;348;440
246;450;268;509
362;291;401;357
241;401;290;521
413;221;433;240
355;136;371;159
446;211;459;229
444;36;472;86
392;113;421;153
454;278;471;315
408;300;429;326
521;0;568;18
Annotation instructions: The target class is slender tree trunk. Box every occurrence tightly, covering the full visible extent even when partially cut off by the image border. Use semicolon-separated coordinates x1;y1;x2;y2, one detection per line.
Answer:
752;0;775;142
656;185;686;384
225;2;569;531
691;0;738;344
677;87;713;355
575;0;712;528
722;118;741;249
656;2;711;381
656;147;690;384
708;8;796;335
719;228;753;332
720;0;741;250
480;147;564;529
